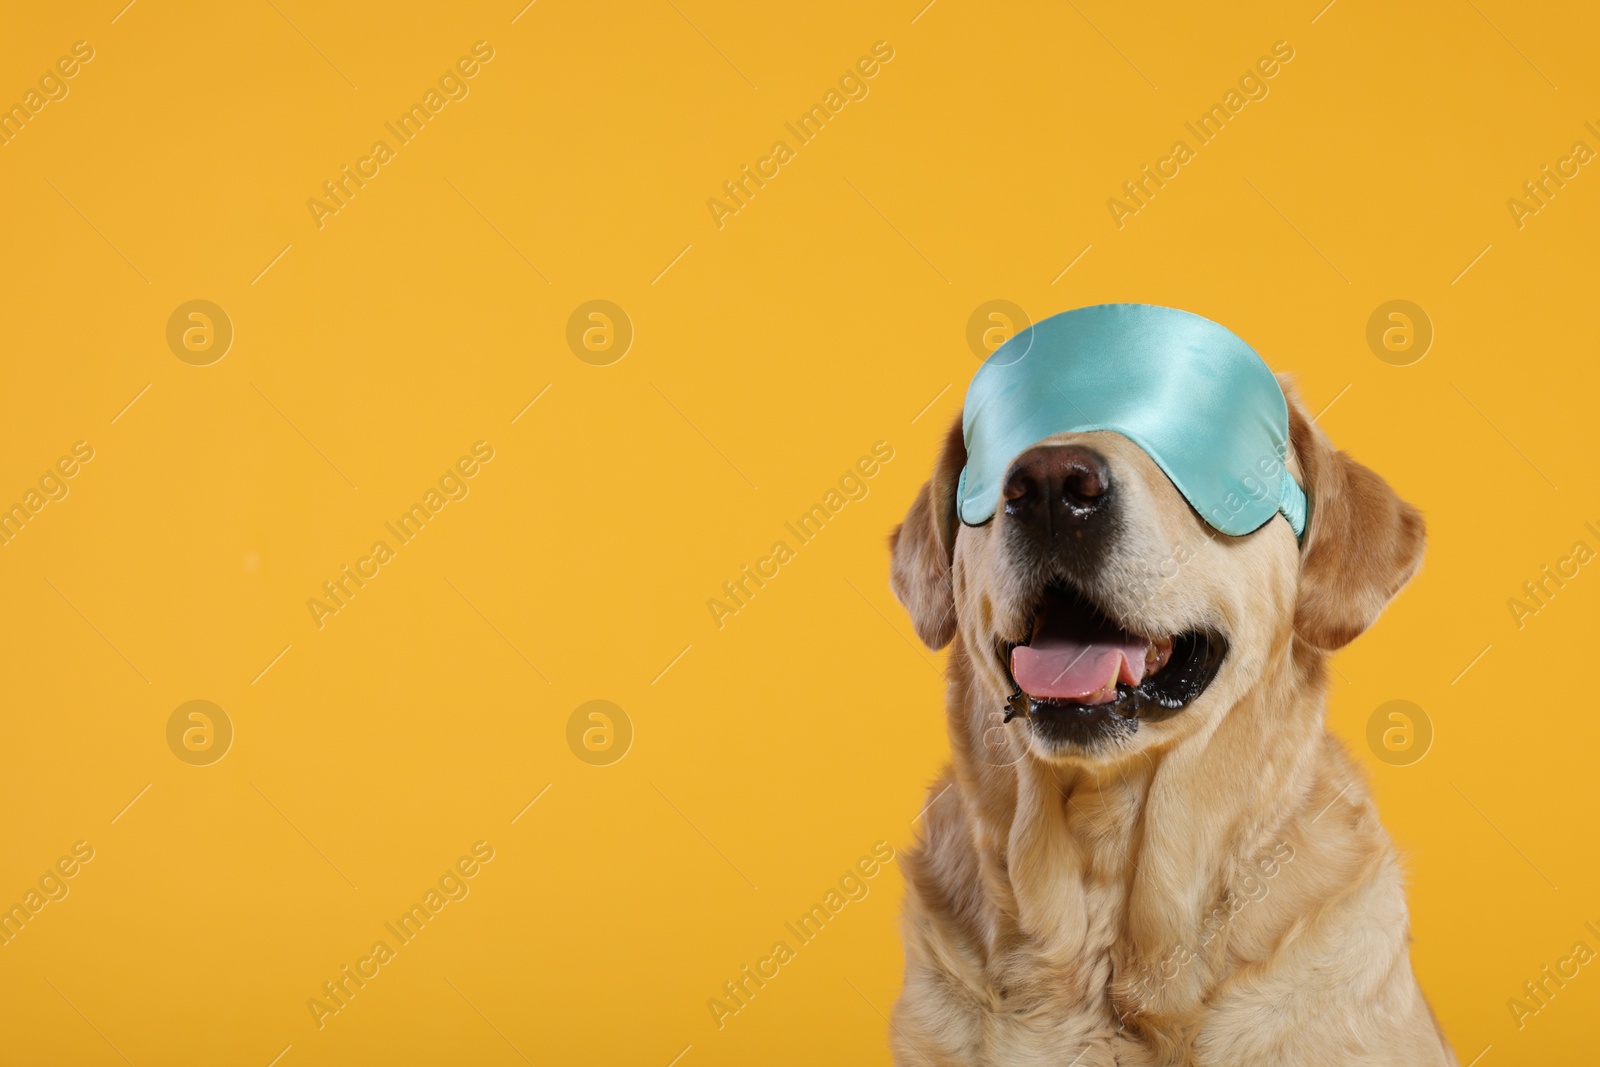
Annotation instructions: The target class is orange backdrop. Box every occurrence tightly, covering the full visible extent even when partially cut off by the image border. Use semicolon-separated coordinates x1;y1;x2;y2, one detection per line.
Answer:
1;1;1596;1063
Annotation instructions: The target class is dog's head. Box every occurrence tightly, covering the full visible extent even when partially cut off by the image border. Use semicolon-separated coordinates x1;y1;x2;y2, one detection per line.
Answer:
890;378;1424;765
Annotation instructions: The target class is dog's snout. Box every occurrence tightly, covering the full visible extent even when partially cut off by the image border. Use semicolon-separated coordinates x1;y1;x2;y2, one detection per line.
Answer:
1003;444;1112;527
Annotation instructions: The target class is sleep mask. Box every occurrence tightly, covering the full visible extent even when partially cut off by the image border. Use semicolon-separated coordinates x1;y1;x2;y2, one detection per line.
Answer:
956;303;1307;540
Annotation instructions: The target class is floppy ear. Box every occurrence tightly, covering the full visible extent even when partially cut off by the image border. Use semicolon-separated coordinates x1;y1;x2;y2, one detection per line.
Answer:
1282;378;1426;651
889;414;966;649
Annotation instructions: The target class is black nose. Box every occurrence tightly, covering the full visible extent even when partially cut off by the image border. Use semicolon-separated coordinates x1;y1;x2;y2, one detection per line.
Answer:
1003;444;1112;531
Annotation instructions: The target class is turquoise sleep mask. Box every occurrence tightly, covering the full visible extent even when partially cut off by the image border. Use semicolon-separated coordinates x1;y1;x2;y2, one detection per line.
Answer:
957;304;1307;540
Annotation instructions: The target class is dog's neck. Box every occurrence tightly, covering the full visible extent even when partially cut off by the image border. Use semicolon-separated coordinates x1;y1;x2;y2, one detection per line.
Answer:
946;630;1330;1014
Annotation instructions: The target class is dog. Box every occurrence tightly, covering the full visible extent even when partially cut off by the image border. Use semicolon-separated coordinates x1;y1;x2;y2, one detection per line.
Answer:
886;381;1456;1065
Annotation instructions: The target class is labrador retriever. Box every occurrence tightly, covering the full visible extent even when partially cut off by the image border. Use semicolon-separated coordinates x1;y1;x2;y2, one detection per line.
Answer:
886;381;1455;1065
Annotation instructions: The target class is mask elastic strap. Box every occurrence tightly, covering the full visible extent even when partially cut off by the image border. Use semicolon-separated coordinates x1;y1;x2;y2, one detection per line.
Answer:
1279;472;1308;542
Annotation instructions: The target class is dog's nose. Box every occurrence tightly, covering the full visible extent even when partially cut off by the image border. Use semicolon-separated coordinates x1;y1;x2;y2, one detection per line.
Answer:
1003;444;1112;527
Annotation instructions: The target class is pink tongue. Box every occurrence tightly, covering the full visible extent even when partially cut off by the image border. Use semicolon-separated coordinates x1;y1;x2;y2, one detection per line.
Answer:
1011;632;1152;703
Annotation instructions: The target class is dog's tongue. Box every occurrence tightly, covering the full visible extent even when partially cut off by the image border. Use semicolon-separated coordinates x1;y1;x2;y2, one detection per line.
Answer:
1011;617;1154;704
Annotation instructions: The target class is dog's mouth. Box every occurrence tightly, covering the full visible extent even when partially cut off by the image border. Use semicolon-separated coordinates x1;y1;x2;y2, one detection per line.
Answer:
997;583;1228;744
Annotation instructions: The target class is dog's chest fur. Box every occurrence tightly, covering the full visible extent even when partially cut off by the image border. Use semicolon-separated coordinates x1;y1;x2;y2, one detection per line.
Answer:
892;738;1451;1067
897;765;1182;1065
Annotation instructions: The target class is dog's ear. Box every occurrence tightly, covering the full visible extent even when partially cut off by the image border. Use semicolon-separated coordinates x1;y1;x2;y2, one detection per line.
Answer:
1282;377;1426;652
889;414;966;649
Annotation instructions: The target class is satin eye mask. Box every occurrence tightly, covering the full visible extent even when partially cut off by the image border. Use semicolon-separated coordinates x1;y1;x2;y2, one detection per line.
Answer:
956;303;1307;539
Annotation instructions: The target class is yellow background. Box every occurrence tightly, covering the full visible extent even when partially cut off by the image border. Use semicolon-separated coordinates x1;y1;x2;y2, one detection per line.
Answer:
1;0;1597;1063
